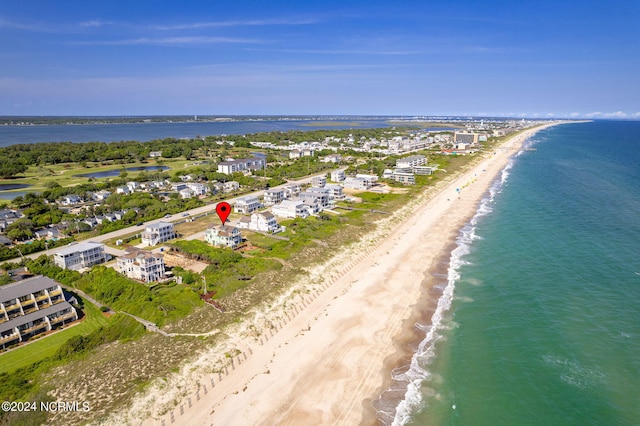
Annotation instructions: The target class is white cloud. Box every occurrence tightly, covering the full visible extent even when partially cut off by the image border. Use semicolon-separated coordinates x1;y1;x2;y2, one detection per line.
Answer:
150;18;317;31
603;111;627;118
585;111;602;118
72;36;263;46
569;112;580;117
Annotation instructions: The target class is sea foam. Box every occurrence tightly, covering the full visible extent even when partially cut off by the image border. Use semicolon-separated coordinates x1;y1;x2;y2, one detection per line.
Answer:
377;154;520;426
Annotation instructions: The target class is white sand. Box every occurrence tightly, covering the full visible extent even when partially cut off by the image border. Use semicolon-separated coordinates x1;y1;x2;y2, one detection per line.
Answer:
106;124;558;426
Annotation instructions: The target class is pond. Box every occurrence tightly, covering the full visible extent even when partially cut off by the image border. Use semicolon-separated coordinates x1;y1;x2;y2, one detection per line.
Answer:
74;165;169;179
0;190;36;201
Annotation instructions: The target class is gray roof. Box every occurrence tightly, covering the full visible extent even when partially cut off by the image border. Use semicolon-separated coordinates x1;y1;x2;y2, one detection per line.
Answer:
54;241;104;256
0;275;60;303
0;301;75;334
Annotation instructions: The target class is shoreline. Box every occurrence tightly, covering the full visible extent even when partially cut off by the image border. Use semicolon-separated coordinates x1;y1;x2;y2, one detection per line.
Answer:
114;123;561;426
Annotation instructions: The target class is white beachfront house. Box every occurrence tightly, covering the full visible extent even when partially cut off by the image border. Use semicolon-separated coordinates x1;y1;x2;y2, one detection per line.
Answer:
141;222;175;247
343;177;372;190
355;174;378;184
116;247;166;283
234;196;262;214
237;211;281;233
205;224;242;248
53;241;108;270
271;200;309;219
283;183;302;198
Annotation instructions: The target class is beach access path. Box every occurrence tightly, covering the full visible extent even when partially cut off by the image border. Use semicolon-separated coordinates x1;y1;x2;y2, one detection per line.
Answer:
143;124;558;426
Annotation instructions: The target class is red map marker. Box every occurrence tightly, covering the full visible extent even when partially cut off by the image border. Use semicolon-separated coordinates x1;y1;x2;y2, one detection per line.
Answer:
215;202;231;224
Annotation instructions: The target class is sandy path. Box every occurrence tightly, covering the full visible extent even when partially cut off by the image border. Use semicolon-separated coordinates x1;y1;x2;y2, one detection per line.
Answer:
138;125;557;426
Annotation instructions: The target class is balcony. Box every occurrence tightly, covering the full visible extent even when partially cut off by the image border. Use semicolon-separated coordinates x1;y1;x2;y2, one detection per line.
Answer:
35;294;50;302
3;302;20;311
49;312;77;324
48;289;62;297
21;322;49;335
0;333;20;344
20;298;35;306
22;306;39;315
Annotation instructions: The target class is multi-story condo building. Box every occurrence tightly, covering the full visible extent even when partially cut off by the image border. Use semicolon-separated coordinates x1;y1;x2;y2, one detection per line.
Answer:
396;155;427;170
116;247;166;283
234;196;262;214
0;275;78;350
141;222;175;247
454;132;479;144
217;157;266;174
205;224;242;249
53;241;107;270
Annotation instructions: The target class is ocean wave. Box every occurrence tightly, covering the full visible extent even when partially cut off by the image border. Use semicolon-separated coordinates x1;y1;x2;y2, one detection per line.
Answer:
376;160;515;426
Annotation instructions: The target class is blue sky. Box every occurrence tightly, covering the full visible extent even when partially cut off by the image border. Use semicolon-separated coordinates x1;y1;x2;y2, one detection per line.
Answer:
1;0;639;118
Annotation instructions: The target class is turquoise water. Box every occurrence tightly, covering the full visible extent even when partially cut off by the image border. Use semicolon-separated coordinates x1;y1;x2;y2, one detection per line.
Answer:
390;121;640;425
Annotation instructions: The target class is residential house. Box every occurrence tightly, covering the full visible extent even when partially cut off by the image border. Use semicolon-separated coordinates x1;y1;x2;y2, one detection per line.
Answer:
223;181;240;193
289;150;302;160
324;184;345;202
302;199;321;215
322;154;342;163
237;212;281;233
179;188;195;199
330;169;346;182
91;190;111;201
271;200;309;219
116;247;166;283
205;224;242;248
283;183;302;198
343;177;372;190
355;174;378;184
149;151;162;158
300;188;330;208
0;275;78;350
53;241;107;270
234;196;262;214
311;176;327;188
186;182;208;196
141;222;175;247
263;188;285;206
116;186;131;195
60;195;82;206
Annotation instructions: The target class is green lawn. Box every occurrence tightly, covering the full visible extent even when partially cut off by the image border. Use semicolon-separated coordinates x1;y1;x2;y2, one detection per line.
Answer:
0;299;109;374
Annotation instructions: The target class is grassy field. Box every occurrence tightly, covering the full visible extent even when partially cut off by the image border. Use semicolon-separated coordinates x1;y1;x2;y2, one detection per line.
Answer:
0;299;108;374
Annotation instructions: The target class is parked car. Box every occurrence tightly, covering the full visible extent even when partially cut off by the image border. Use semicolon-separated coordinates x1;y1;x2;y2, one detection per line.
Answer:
181;212;190;217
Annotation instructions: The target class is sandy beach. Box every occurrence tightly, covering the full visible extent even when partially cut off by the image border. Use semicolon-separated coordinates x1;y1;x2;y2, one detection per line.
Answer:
125;124;557;426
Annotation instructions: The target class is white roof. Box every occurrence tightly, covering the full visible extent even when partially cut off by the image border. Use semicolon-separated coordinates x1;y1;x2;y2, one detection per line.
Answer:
54;241;104;256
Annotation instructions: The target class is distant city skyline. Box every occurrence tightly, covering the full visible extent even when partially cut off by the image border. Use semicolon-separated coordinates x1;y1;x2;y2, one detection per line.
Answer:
1;0;639;119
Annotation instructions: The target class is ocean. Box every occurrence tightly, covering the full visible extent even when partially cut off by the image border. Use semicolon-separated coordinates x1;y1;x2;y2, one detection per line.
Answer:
390;121;640;425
